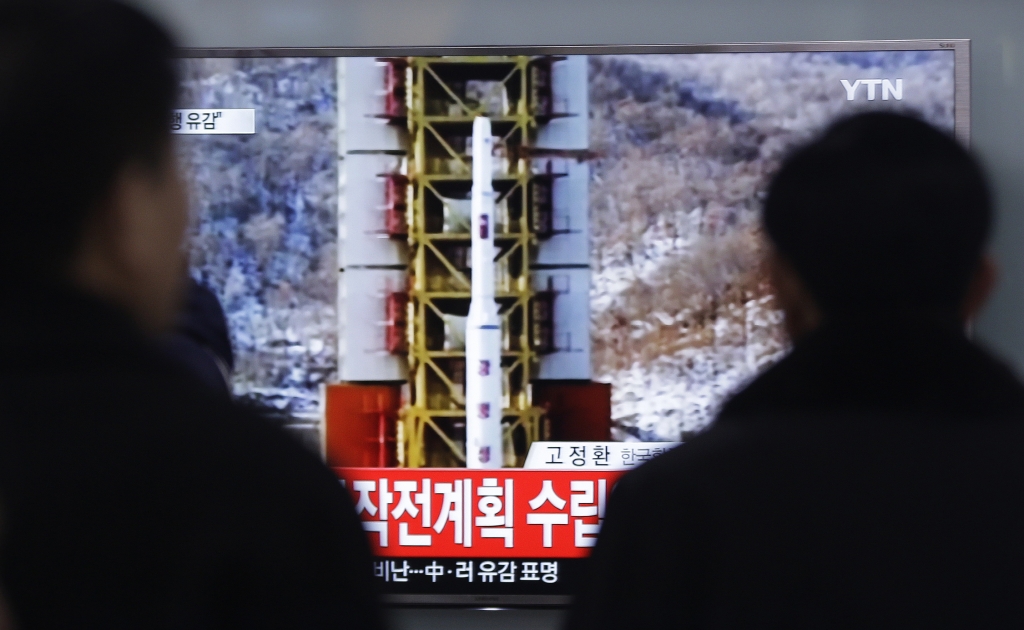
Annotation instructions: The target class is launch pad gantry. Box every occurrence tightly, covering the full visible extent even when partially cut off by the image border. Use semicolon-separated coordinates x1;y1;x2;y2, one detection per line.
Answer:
326;54;607;469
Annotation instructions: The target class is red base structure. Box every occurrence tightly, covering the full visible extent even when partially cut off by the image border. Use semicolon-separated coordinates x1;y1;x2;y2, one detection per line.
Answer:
324;383;401;468
534;381;612;441
325;381;612;468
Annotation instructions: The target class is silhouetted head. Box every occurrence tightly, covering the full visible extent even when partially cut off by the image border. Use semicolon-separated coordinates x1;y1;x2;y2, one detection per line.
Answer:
763;112;994;339
0;0;185;332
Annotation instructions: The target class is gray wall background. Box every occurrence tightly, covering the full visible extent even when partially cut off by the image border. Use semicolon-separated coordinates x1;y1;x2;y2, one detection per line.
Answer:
134;0;1024;627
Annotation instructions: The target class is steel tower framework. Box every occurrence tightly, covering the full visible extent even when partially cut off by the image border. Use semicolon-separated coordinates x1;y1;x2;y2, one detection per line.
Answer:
384;56;563;467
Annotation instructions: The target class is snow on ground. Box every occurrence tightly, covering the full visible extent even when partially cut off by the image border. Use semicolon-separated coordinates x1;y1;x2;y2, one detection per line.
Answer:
589;51;955;441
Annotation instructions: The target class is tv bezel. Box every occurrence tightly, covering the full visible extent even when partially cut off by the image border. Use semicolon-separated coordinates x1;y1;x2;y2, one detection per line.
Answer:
175;39;971;607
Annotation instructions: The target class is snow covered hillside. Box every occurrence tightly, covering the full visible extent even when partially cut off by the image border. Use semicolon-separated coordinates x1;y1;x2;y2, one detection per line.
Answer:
588;51;955;441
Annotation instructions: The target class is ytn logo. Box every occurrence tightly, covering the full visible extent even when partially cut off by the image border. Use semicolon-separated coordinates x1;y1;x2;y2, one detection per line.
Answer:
840;79;904;101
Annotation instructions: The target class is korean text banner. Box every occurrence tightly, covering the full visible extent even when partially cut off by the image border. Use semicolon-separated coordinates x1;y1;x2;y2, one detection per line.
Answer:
337;468;625;558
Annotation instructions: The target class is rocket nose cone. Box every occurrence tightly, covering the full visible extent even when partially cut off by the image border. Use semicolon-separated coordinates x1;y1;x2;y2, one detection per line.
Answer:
472;116;493;184
473;116;492;138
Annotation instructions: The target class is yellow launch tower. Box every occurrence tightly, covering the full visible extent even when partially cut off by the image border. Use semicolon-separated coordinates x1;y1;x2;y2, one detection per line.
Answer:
387;57;566;467
328;54;599;470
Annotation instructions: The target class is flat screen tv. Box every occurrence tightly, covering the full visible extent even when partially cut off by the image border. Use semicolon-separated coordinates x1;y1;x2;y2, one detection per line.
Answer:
175;40;969;606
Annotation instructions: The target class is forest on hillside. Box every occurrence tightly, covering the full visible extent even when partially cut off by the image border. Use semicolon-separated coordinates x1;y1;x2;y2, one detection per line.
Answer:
178;57;338;415
587;51;956;441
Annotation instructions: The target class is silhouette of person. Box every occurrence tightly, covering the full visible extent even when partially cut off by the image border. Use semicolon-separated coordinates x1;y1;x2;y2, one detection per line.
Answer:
0;2;382;628
163;278;236;396
567;113;1024;629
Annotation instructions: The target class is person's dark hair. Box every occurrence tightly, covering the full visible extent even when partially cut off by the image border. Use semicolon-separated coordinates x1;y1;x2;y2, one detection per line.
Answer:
763;112;991;316
0;0;177;278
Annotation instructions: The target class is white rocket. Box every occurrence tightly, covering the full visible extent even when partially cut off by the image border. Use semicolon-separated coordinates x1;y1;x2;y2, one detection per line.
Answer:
465;116;503;469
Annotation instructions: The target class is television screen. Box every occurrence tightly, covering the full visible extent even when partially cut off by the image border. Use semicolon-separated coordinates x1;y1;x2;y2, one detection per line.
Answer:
176;41;968;605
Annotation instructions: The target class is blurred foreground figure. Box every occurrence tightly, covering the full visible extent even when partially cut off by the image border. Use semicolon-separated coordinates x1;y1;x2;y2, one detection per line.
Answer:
163;278;236;396
567;113;1024;629
0;511;9;630
0;2;381;628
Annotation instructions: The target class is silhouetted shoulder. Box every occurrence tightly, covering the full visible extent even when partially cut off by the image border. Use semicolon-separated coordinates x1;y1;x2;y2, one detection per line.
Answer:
0;315;381;629
719;317;1024;421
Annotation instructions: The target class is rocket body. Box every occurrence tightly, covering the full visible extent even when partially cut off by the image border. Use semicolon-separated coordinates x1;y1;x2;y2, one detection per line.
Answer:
465;117;503;469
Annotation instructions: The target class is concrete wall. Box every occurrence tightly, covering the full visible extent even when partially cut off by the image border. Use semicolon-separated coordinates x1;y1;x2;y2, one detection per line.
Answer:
135;0;1024;626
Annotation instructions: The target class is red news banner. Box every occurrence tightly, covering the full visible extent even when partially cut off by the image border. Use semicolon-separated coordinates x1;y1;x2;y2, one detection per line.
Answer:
335;468;627;558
